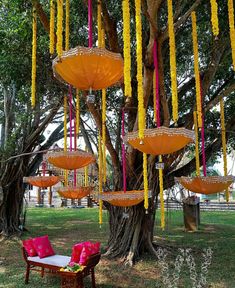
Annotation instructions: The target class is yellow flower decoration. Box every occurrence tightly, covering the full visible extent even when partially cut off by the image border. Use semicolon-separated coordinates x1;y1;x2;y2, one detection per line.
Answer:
210;0;219;36
228;0;235;70
49;0;55;54
31;8;37;108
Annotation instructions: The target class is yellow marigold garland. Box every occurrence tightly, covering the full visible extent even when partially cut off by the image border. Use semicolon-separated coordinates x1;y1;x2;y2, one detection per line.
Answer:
143;153;148;210
102;89;107;183
64;95;68;185
159;155;165;230
135;0;145;139
84;150;88;186
56;0;63;57
191;12;202;128
220;99;229;202
98;132;103;225
65;0;70;51
210;0;219;36
76;89;80;138
123;0;132;97
49;0;55;54
97;1;102;48
193;111;200;176
153;69;157;123
228;0;235;70
167;0;178;123
31;8;37;108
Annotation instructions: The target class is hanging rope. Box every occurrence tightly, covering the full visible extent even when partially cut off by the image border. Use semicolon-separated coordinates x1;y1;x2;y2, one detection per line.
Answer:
191;12;202;128
122;110;127;192
153;39;160;127
88;0;92;47
65;0;70;51
31;8;37;108
98;132;103;225
159;155;165;230
64;95;68;185
193;111;200;176
56;0;63;57
123;0;132;97
135;0;145;139
228;0;235;70
167;0;178;123
49;0;55;54
220;99;229;202
210;0;219;36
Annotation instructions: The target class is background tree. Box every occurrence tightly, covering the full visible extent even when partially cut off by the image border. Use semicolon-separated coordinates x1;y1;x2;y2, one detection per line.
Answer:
0;0;235;266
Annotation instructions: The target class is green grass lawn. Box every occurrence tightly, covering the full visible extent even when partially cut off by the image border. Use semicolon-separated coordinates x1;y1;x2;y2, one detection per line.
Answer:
0;207;234;288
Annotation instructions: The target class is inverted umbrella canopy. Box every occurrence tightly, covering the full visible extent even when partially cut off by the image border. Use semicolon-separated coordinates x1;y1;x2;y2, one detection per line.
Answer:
52;46;124;90
24;176;60;188
175;175;235;195
100;190;148;207
57;186;93;199
127;127;195;155
46;150;95;170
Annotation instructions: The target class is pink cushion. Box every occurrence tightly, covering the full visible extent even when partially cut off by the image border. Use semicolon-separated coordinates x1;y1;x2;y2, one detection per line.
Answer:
79;242;100;265
70;242;84;263
32;235;55;258
22;239;37;257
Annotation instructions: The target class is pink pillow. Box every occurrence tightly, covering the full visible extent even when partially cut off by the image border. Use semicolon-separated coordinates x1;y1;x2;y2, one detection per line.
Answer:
79;242;100;265
22;239;37;257
70;242;84;263
32;235;55;258
84;242;100;255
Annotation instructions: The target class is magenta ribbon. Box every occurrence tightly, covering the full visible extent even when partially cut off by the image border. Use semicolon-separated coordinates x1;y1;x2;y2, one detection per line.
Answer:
88;0;92;48
200;79;207;176
153;39;160;127
122;109;127;192
74;117;77;187
42;161;46;176
69;86;73;152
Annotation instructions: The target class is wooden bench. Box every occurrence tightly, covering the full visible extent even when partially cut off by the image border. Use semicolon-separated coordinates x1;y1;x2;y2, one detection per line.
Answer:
22;247;101;288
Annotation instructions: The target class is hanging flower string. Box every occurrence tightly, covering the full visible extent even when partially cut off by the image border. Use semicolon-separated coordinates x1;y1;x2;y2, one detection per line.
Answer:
228;0;235;70
135;0;145;139
65;0;70;51
122;109;127;192
193;111;200;176
88;0;92;47
210;0;219;36
159;155;165;230
143;153;148;210
220;99;229;202
64;95;68;185
56;0;63;57
98;132;103;225
200;81;207;177
69;86;73;153
76;89;80;138
167;0;178;123
191;12;202;128
102;89;107;183
74;101;77;187
97;1;102;48
123;0;132;97
31;8;37;108
49;0;55;54
85;147;89;186
153;39;160;127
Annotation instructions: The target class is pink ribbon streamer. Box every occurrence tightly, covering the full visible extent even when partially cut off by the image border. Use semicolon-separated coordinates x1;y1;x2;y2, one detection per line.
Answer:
74;118;77;187
88;0;92;48
153;39;160;127
69;86;73;152
122;109;127;192
200;79;207;176
42;161;46;176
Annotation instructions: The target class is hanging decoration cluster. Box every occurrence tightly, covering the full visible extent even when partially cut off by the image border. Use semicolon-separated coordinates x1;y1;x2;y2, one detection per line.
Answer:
49;0;55;54
228;0;235;70
210;0;219;36
122;0;132;97
193;111;200;176
191;12;202;128
167;0;178;123
31;8;37;108
220;99;229;202
56;0;63;57
159;156;165;230
65;0;70;51
135;0;145;140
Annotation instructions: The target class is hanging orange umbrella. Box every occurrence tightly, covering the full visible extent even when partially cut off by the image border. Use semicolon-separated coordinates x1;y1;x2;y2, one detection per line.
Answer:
100;190;148;207
52;46;123;90
57;186;93;199
46;150;96;170
127;127;195;155
175;175;235;195
24;176;60;188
